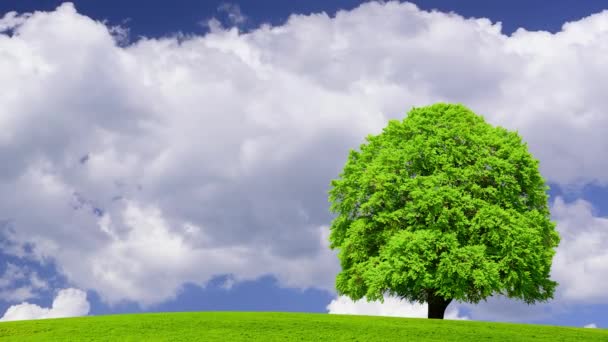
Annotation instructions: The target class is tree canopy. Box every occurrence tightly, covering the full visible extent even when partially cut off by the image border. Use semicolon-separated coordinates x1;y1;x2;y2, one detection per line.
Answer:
328;103;560;319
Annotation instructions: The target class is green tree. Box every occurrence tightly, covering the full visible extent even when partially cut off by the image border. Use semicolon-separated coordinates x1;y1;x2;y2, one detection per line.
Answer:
328;103;560;319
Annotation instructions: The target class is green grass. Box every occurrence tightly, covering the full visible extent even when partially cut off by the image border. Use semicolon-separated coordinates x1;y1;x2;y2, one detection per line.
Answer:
0;312;606;341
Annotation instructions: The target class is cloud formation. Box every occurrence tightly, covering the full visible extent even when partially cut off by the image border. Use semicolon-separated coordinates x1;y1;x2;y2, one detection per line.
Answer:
0;263;47;302
0;1;607;319
550;198;608;303
327;295;468;320
0;288;89;321
217;3;247;26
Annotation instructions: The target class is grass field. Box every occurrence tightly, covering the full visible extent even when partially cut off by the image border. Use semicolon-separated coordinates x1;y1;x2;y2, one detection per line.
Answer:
0;311;606;341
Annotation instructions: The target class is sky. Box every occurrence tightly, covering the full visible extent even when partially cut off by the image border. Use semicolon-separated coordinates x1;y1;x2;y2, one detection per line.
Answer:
0;0;607;329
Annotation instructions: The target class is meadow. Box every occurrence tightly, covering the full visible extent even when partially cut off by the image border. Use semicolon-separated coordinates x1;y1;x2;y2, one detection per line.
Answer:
0;311;606;341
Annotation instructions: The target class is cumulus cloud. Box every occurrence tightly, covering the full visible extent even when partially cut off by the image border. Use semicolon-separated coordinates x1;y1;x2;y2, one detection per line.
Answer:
0;288;89;321
219;275;237;290
0;263;27;288
0;263;48;302
0;0;607;316
327;295;469;320
584;323;598;328
217;3;247;26
550;197;608;303
0;287;36;302
0;10;30;32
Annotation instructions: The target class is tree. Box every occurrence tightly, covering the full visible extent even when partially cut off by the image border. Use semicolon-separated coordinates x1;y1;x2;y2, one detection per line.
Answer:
328;103;560;319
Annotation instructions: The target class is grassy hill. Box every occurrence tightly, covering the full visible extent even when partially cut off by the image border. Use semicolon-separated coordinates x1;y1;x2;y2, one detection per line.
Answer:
0;311;606;341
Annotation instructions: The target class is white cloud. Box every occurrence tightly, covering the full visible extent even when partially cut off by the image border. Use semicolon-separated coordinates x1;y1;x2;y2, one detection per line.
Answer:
584;323;598;328
0;263;48;302
0;287;36;302
0;11;31;32
218;3;247;26
0;288;90;321
550;197;608;303
457;295;557;323
0;0;607;315
107;24;130;46
220;275;236;290
52;201;338;306
327;295;469;320
29;272;48;290
0;263;26;288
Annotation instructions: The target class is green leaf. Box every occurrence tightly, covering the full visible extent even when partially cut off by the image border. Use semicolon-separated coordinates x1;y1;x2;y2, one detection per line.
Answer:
328;103;560;307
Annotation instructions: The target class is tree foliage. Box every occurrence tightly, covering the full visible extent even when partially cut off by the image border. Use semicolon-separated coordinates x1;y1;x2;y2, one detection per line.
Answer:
328;103;560;317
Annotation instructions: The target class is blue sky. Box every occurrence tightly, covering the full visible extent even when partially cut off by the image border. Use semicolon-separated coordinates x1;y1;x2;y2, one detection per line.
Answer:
0;0;607;329
3;0;608;37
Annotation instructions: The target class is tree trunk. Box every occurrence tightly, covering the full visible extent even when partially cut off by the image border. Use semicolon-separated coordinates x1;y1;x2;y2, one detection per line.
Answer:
427;291;452;319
